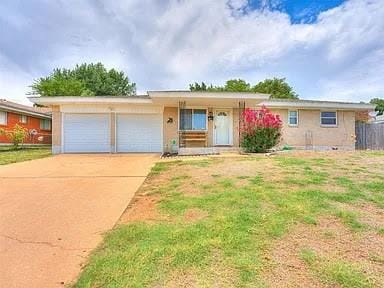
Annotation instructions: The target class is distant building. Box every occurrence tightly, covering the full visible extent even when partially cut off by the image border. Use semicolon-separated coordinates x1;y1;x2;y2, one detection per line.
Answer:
0;99;52;145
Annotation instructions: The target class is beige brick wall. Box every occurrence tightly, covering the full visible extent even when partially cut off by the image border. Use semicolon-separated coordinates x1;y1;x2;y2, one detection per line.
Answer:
163;107;179;152
271;109;356;149
51;105;62;154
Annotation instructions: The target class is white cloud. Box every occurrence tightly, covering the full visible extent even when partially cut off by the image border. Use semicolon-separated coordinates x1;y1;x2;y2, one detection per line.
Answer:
0;0;383;104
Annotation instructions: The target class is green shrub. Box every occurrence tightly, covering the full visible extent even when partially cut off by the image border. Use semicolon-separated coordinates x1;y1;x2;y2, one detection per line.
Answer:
0;124;29;148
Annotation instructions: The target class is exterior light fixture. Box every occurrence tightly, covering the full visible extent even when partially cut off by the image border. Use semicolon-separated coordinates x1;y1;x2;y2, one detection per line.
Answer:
208;112;214;121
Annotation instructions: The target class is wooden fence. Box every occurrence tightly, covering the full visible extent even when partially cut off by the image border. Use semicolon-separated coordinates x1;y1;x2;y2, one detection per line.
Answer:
355;122;384;150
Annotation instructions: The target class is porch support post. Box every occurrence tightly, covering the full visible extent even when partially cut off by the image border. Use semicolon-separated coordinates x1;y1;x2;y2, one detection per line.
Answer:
178;101;186;148
238;101;245;147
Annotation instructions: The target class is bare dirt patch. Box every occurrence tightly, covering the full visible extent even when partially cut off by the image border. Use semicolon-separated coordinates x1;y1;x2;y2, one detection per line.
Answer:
262;216;384;287
119;194;165;223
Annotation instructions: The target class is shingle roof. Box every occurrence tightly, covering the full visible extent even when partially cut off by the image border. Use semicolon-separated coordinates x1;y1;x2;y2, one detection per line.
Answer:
0;99;52;118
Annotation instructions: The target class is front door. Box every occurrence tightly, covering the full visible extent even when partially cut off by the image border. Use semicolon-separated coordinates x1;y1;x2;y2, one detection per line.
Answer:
214;109;232;145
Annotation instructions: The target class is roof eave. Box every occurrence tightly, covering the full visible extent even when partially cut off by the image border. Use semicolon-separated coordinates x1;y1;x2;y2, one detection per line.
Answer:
148;91;271;100
0;104;51;119
259;101;376;110
28;96;153;105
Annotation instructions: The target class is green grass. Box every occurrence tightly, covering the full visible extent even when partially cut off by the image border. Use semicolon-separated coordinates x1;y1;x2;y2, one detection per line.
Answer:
335;210;366;231
321;261;373;287
0;147;51;165
300;249;373;287
300;248;317;265
74;153;384;287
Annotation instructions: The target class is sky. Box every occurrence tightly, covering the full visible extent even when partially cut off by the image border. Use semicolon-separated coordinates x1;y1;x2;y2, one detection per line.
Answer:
0;0;383;105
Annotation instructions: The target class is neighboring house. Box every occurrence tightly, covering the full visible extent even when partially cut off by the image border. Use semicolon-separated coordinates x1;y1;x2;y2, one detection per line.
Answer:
29;91;375;154
0;99;52;145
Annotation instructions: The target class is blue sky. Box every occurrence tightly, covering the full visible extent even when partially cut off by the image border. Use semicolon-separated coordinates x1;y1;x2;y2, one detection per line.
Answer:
249;0;346;23
0;0;383;104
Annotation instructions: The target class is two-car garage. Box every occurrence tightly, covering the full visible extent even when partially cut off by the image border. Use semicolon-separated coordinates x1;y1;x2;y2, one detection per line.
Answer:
63;112;162;153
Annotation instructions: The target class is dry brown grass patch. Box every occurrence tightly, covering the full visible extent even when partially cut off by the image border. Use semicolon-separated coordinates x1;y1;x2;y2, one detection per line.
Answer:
262;216;384;287
334;202;384;230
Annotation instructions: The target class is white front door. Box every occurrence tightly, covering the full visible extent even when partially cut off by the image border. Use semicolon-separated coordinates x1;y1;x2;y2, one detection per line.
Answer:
214;109;232;145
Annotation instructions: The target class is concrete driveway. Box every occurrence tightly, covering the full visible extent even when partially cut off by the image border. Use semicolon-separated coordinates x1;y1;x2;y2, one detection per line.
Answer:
0;154;158;288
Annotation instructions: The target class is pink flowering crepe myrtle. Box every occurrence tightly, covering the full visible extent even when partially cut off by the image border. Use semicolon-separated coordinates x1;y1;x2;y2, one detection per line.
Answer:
240;106;283;134
239;106;283;152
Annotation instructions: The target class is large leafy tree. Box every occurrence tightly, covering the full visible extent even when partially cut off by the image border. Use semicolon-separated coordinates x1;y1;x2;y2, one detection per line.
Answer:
30;63;136;96
189;78;298;99
252;78;298;99
370;98;384;115
224;79;251;92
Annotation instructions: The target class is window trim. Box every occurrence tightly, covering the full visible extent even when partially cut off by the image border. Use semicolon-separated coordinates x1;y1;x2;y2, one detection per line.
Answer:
40;118;51;131
0;111;7;125
19;114;28;124
178;107;208;131
287;110;299;127
320;111;337;127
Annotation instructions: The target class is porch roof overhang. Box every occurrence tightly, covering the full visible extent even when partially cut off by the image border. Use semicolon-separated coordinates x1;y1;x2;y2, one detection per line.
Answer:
148;90;270;107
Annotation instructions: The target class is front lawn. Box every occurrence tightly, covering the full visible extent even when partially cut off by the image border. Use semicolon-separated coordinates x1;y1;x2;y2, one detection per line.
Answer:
75;151;384;288
0;146;51;165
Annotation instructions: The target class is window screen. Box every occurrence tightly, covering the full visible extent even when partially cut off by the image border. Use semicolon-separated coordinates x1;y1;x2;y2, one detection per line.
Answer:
321;111;337;126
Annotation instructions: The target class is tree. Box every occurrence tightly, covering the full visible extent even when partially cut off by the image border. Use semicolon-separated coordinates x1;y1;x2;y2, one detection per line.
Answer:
189;82;208;91
188;77;298;99
189;79;250;92
30;63;136;96
224;79;251;92
252;78;298;99
370;98;384;115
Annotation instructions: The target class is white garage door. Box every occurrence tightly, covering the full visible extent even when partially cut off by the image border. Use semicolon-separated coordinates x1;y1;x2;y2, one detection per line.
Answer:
116;114;162;152
63;114;110;153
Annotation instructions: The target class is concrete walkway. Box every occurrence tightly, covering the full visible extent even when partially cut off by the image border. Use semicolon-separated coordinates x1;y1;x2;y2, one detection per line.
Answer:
0;154;158;288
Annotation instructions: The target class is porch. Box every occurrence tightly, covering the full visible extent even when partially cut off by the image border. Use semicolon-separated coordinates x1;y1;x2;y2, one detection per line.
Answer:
177;102;244;150
178;146;241;156
153;91;269;155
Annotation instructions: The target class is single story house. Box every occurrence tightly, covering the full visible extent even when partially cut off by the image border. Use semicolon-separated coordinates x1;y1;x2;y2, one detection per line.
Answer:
29;91;375;154
0;99;52;145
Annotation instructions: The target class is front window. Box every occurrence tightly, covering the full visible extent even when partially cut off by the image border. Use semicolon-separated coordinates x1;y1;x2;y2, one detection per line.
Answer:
19;114;27;124
320;111;337;126
288;110;298;126
0;111;6;125
40;119;51;130
180;109;207;130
